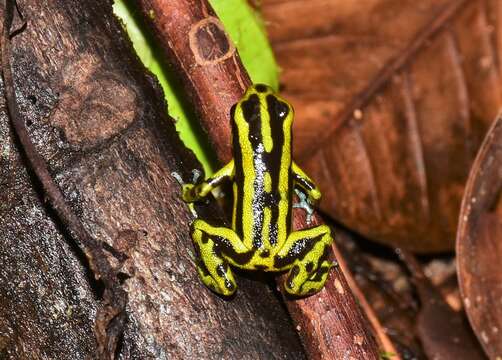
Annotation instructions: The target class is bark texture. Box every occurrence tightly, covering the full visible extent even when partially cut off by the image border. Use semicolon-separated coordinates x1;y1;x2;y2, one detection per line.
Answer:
0;0;305;358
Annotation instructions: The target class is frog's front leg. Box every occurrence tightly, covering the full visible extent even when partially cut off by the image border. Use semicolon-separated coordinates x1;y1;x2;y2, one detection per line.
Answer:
292;161;321;202
191;219;254;296
183;160;234;202
274;225;334;296
291;162;322;225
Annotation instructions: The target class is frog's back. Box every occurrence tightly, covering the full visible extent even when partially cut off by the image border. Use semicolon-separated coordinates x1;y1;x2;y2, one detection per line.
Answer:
230;85;294;253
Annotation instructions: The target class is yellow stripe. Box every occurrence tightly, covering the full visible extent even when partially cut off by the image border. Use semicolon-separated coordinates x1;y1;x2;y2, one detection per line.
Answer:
232;182;238;230
276;107;293;248
260;94;274;153
235;105;255;248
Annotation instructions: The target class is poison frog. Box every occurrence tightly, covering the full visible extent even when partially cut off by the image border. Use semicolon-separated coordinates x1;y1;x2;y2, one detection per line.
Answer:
179;84;334;296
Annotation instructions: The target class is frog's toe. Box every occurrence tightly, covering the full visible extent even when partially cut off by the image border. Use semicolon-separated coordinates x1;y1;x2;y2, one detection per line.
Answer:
191;169;202;184
196;261;237;296
182;183;196;202
171;171;185;186
190;219;244;296
284;262;333;297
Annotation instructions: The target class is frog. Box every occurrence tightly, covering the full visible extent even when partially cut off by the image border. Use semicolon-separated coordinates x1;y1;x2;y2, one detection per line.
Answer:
180;84;334;296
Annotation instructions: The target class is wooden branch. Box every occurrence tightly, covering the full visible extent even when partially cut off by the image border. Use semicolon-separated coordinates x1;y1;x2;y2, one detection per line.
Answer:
135;0;380;358
333;230;401;359
0;0;306;358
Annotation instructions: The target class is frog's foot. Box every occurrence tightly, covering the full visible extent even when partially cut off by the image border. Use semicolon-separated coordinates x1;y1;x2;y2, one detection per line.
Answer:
190;169;202;184
293;188;315;225
171;170;203;216
171;169;202;186
194;256;236;296
276;225;334;296
190;219;249;296
286;258;334;296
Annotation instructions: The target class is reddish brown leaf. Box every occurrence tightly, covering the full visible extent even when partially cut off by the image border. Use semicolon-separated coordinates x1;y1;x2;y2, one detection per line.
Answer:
398;250;485;359
335;230;424;358
457;115;502;359
262;0;502;252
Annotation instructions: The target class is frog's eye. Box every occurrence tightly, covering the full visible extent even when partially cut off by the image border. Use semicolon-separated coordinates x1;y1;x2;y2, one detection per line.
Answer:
254;84;269;93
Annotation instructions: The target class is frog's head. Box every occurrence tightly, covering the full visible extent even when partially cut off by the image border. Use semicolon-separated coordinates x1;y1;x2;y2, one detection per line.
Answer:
230;84;294;146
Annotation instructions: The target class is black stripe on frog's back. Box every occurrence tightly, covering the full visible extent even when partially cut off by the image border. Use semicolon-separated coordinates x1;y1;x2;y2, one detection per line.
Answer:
236;93;291;249
241;94;265;248
231;106;245;239
266;94;292;242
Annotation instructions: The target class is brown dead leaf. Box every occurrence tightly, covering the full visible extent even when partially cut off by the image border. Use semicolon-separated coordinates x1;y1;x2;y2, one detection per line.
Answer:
398;249;485;359
335;231;424;358
262;0;502;252
457;115;502;359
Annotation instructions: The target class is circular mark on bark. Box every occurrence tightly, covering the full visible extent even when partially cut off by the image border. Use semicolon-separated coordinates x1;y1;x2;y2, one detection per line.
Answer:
189;17;235;66
51;54;137;148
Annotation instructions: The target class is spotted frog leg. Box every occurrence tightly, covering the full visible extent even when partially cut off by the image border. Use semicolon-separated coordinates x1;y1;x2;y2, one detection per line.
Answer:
175;162;248;295
274;225;334;296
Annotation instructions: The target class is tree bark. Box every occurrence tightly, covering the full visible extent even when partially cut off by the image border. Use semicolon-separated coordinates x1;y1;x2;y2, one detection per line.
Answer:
0;0;305;358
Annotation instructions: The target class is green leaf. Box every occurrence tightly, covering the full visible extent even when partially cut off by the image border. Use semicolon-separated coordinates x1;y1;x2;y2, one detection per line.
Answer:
209;0;279;91
113;0;279;175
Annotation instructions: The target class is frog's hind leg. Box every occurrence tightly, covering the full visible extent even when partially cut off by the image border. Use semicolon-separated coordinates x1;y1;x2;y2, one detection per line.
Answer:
191;219;253;296
274;225;334;296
